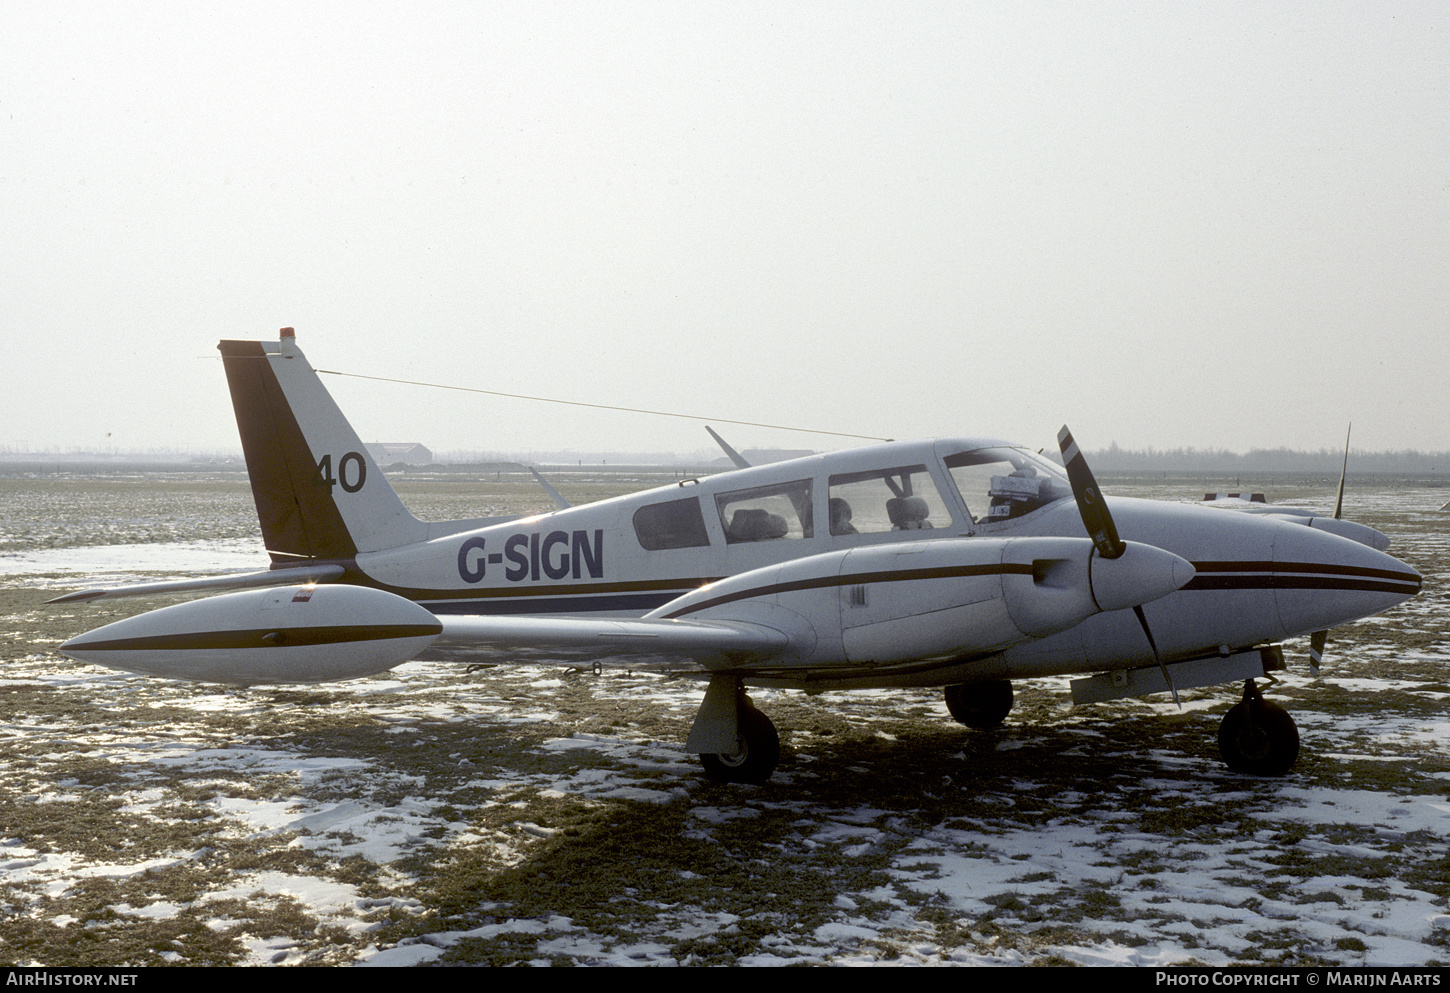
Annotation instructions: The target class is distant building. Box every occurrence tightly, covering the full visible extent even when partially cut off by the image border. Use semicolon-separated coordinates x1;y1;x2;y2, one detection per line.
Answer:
365;443;433;465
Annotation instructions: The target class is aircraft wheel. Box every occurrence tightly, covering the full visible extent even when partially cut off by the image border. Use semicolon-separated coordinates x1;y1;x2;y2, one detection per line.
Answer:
1218;695;1299;776
700;706;780;785
944;680;1014;729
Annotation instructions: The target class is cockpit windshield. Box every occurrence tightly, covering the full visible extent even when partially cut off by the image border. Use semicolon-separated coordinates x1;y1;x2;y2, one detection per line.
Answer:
942;447;1072;524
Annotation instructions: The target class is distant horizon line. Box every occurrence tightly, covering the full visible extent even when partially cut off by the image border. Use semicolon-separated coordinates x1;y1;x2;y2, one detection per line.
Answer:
3;444;1449;476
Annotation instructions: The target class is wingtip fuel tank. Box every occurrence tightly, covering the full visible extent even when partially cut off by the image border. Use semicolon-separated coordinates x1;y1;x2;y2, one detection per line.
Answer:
60;584;443;686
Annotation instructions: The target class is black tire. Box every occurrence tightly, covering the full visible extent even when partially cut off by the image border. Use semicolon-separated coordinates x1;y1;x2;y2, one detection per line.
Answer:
943;680;1014;729
700;706;780;785
1218;698;1300;775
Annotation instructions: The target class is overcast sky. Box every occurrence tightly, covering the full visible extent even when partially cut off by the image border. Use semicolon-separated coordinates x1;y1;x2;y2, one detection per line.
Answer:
3;2;1447;459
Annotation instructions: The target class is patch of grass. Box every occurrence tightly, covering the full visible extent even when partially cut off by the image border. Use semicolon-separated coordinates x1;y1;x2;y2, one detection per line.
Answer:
1400;854;1450;900
983;891;1030;915
385;790;914;963
442;929;563;966
1079;887;1123;916
0;790;223;860
1139;803;1233;836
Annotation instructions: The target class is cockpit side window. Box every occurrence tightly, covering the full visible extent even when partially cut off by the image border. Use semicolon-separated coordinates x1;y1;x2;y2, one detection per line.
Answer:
716;479;814;543
633;496;711;550
828;464;950;534
943;448;1072;524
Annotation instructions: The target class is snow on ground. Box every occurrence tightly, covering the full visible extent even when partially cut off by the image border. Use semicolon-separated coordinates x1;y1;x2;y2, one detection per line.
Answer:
4;643;1446;966
1;480;1447;966
0;539;270;581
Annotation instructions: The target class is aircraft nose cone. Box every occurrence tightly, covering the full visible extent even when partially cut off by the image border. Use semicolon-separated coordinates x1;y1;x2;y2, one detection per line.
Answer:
1272;523;1421;637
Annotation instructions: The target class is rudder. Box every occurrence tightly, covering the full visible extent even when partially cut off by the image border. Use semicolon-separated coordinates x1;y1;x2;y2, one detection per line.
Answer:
219;329;429;561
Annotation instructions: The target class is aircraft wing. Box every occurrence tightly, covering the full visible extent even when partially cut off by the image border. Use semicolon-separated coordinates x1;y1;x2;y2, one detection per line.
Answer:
1202;493;1333;518
1200;496;1389;551
56;583;793;684
58;535;1195;687
430;615;790;670
47;564;347;604
1197;427;1390;550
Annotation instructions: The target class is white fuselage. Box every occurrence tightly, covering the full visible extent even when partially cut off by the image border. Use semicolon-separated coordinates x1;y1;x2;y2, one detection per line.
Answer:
338;438;1417;686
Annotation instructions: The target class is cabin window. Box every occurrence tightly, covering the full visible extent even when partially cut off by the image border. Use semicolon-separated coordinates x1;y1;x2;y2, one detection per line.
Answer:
828;464;950;534
716;480;813;543
943;448;1072;523
633;496;711;550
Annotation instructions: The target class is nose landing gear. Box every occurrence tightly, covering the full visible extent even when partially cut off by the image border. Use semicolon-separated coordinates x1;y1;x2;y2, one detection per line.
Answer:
943;679;1014;729
1218;679;1300;776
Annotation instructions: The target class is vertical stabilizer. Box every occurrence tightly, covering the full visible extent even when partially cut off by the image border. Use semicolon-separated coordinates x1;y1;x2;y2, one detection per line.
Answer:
219;330;429;561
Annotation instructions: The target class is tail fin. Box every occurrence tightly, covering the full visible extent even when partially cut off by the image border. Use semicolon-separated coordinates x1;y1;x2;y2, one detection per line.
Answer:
219;330;429;561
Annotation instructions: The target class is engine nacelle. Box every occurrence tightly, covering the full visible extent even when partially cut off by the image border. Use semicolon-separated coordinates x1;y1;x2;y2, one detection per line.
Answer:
651;536;1192;667
1257;513;1392;552
60;584;443;685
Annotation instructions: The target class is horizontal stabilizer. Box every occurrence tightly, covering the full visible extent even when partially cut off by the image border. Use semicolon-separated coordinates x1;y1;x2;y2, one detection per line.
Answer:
529;467;572;509
706;426;752;469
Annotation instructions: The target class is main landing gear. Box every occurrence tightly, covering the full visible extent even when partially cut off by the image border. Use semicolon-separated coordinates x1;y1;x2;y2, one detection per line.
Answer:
1218;679;1300;776
694;683;781;785
943;679;1014;729
692;677;1300;783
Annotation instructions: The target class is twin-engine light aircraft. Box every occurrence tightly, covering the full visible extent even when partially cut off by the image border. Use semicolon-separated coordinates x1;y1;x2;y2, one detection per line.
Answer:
54;330;1422;784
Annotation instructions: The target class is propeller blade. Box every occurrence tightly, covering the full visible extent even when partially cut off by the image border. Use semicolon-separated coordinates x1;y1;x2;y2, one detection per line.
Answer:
1309;629;1328;677
1313;421;1339;675
1333;422;1351;520
1133;603;1181;708
1059;426;1179;704
1057;426;1126;560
